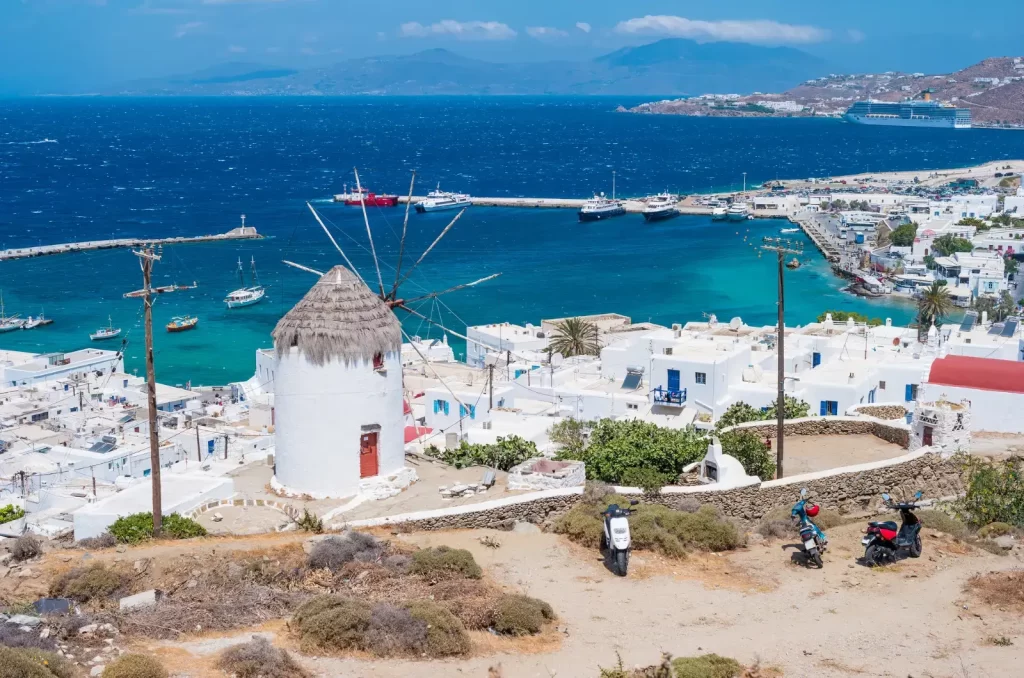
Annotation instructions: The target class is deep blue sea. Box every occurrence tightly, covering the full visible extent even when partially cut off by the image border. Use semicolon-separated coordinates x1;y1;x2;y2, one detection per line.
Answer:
3;97;1024;385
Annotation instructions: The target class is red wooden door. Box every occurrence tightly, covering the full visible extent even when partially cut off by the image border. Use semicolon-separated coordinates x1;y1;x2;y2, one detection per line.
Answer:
359;432;379;478
922;426;933;447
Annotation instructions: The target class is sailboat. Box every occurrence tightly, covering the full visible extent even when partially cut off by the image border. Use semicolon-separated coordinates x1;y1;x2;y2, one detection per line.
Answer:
224;257;266;309
90;315;121;341
0;293;21;332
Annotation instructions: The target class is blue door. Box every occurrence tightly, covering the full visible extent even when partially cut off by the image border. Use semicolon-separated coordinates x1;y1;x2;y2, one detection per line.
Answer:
905;385;914;402
820;400;827;416
667;369;680;392
812;352;821;367
868;388;876;404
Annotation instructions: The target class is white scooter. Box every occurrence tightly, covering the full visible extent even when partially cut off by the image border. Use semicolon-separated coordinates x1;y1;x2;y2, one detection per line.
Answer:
601;499;639;576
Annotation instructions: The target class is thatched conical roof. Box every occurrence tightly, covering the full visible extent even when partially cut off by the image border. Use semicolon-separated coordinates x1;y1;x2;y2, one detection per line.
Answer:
272;266;401;366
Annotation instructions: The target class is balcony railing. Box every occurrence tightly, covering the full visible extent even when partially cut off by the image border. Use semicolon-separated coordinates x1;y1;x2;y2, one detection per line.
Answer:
653;387;687;406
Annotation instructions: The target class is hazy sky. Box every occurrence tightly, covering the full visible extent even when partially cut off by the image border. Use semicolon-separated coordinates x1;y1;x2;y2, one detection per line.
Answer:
2;0;1021;93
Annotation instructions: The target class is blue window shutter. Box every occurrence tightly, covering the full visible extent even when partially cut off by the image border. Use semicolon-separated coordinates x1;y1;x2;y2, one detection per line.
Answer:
469;405;476;419
820;401;827;416
905;385;913;402
433;400;438;414
812;352;821;367
459;404;466;417
443;401;449;416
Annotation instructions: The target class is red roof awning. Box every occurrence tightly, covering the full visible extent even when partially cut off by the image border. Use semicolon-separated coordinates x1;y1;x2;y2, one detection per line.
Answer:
404;425;432;443
928;355;1024;394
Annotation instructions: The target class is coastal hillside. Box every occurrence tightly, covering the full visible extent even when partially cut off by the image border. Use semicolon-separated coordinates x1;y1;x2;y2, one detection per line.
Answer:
102;39;825;97
625;56;1024;127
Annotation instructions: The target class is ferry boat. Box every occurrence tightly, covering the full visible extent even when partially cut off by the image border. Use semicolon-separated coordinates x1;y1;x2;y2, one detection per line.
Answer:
711;207;728;221
340;187;398;207
415;186;472;213
167;315;198;333
844;100;971;129
225;257;266;309
90;316;121;341
642;194;679;222
578;194;626;222
726;203;750;221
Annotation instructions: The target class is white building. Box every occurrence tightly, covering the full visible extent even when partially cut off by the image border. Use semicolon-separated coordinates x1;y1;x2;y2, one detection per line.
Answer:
932;251;1007;298
1;348;123;387
271;266;411;498
465;322;549;368
909;218;976;262
920;355;1024;432
1004;186;1024;215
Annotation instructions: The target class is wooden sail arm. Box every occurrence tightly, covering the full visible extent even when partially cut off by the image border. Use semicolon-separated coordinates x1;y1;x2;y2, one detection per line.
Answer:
398;273;501;305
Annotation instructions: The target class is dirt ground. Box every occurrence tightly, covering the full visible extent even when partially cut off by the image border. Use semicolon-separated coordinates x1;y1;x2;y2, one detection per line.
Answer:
766;434;905;475
77;523;1020;678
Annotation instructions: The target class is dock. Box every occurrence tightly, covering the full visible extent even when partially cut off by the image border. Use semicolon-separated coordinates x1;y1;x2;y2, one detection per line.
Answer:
400;196;652;213
789;215;841;262
0;226;261;262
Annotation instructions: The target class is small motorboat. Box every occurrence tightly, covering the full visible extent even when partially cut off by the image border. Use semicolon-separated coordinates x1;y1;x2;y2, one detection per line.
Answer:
91;315;121;341
786;258;802;269
0;293;21;332
780;227;800;234
22;312;53;330
167;315;198;333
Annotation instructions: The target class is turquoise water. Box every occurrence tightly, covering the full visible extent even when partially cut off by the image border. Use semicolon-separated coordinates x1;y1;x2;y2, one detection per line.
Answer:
4;97;1020;384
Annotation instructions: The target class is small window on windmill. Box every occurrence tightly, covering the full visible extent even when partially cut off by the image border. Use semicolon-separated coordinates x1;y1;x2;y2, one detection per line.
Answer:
372;353;384;372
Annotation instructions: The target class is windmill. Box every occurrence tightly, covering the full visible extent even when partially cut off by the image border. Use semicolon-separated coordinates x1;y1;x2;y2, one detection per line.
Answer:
283;167;501;363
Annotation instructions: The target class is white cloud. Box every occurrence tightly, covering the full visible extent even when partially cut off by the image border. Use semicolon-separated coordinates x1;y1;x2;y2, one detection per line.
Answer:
575;22;591;34
228;45;247;53
614;15;829;45
399;20;516;41
527;26;568;40
173;21;205;38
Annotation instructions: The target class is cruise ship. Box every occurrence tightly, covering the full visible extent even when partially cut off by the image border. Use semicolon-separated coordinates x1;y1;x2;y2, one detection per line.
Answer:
578;194;626;222
844;100;971;129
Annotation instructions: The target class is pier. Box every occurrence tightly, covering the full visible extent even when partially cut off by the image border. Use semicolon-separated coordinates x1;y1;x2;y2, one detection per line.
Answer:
789;214;841;262
400;196;652;212
0;226;261;262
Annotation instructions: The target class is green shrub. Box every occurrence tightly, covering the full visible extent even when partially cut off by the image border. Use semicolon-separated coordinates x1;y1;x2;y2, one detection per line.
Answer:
672;654;743;678
0;504;25;525
49;564;124;603
217;636;309;678
916;509;969;539
955;457;1024;528
101;654;168;678
555;496;741;557
0;646;75;678
405;601;471;657
424;435;537;471
978;522;1015;538
620;467;674;495
295;509;323;534
719;431;776;480
409;546;482;582
548;419;592;456
492;594;555;636
293;596;371;652
108;512;206;544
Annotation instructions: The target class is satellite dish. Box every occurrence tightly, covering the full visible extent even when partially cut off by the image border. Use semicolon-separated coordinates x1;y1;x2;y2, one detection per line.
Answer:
728;317;742;330
551;352;564;368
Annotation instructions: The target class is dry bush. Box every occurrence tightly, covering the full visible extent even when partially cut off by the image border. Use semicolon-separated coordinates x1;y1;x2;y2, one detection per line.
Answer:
756;506;847;539
599;652;673;678
383;554;410;571
0;624;57;650
218;636;309;678
101;654;168;678
76;533;117;549
49;564;126;603
307;532;382;571
672;654;743;678
430;578;496;629
915;509;969;539
978;522;1015;538
409;546;482;582
581;481;613;505
364;603;427;657
492;594;555;636
11;535;41;561
675;498;703;514
966;570;1024;610
0;646;75;678
405;600;471;657
292;596;371;652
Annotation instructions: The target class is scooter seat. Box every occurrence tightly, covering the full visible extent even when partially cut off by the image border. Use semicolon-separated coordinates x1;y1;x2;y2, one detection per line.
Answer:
869;520;898;531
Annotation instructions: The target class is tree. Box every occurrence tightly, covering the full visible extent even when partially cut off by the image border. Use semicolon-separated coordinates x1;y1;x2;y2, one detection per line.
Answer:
997;290;1018;321
548;419;591;456
931;234;974;257
917;281;954;327
923;254;937;270
815;310;883;326
549;317;599;357
719;431;776;480
958;217;986;228
889;222;918;247
764;396;811;420
716;402;765;429
1006;256;1019;277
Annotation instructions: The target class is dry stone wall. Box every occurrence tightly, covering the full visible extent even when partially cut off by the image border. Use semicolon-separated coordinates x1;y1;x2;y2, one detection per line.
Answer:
854;405;908;420
728;417;910;448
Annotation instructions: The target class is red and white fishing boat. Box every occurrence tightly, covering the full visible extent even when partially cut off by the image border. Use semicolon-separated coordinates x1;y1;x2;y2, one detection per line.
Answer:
334;184;398;207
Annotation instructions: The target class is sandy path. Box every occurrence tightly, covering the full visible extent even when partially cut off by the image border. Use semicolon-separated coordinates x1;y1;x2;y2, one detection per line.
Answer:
302;525;1021;678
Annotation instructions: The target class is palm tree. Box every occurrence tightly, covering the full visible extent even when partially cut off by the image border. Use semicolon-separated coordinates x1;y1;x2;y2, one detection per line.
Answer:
917;282;954;329
549;317;599;357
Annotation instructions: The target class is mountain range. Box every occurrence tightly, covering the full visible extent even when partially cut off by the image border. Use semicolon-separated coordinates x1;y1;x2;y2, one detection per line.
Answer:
103;39;827;96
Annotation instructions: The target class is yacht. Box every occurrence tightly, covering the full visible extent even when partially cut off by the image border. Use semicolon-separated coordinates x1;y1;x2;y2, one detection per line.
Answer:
711;207;728;221
90;316;121;341
642;194;679;222
578;194;626;222
726;203;750;221
0;293;21;332
225;257;266;309
415;186;472;213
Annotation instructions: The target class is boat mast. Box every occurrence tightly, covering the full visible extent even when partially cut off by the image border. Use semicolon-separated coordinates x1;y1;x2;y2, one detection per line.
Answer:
612;170;616;201
237;258;244;286
250;256;260;287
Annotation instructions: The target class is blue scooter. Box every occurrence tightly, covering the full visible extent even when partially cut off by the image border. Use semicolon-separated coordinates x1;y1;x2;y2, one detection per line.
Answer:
792;488;828;568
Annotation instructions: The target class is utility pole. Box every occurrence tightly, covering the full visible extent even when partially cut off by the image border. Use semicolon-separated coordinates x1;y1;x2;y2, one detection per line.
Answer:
123;247;194;537
760;237;804;479
195;424;202;462
488;363;495;410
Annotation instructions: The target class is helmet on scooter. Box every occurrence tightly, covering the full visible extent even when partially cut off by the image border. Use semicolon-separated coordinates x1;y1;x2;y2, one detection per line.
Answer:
806;504;820;517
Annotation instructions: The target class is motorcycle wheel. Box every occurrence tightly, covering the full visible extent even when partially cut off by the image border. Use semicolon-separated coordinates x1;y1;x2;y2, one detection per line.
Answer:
810;548;824;569
600;532;608;551
615;550;628;577
909;534;923;558
866;544;893;567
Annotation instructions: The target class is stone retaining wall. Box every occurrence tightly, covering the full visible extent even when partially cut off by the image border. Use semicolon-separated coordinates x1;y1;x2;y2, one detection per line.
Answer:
348;491;581;532
728;416;910;448
852;404;908;421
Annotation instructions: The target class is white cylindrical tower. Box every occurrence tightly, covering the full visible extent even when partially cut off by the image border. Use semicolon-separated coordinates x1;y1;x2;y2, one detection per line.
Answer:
271;266;405;497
